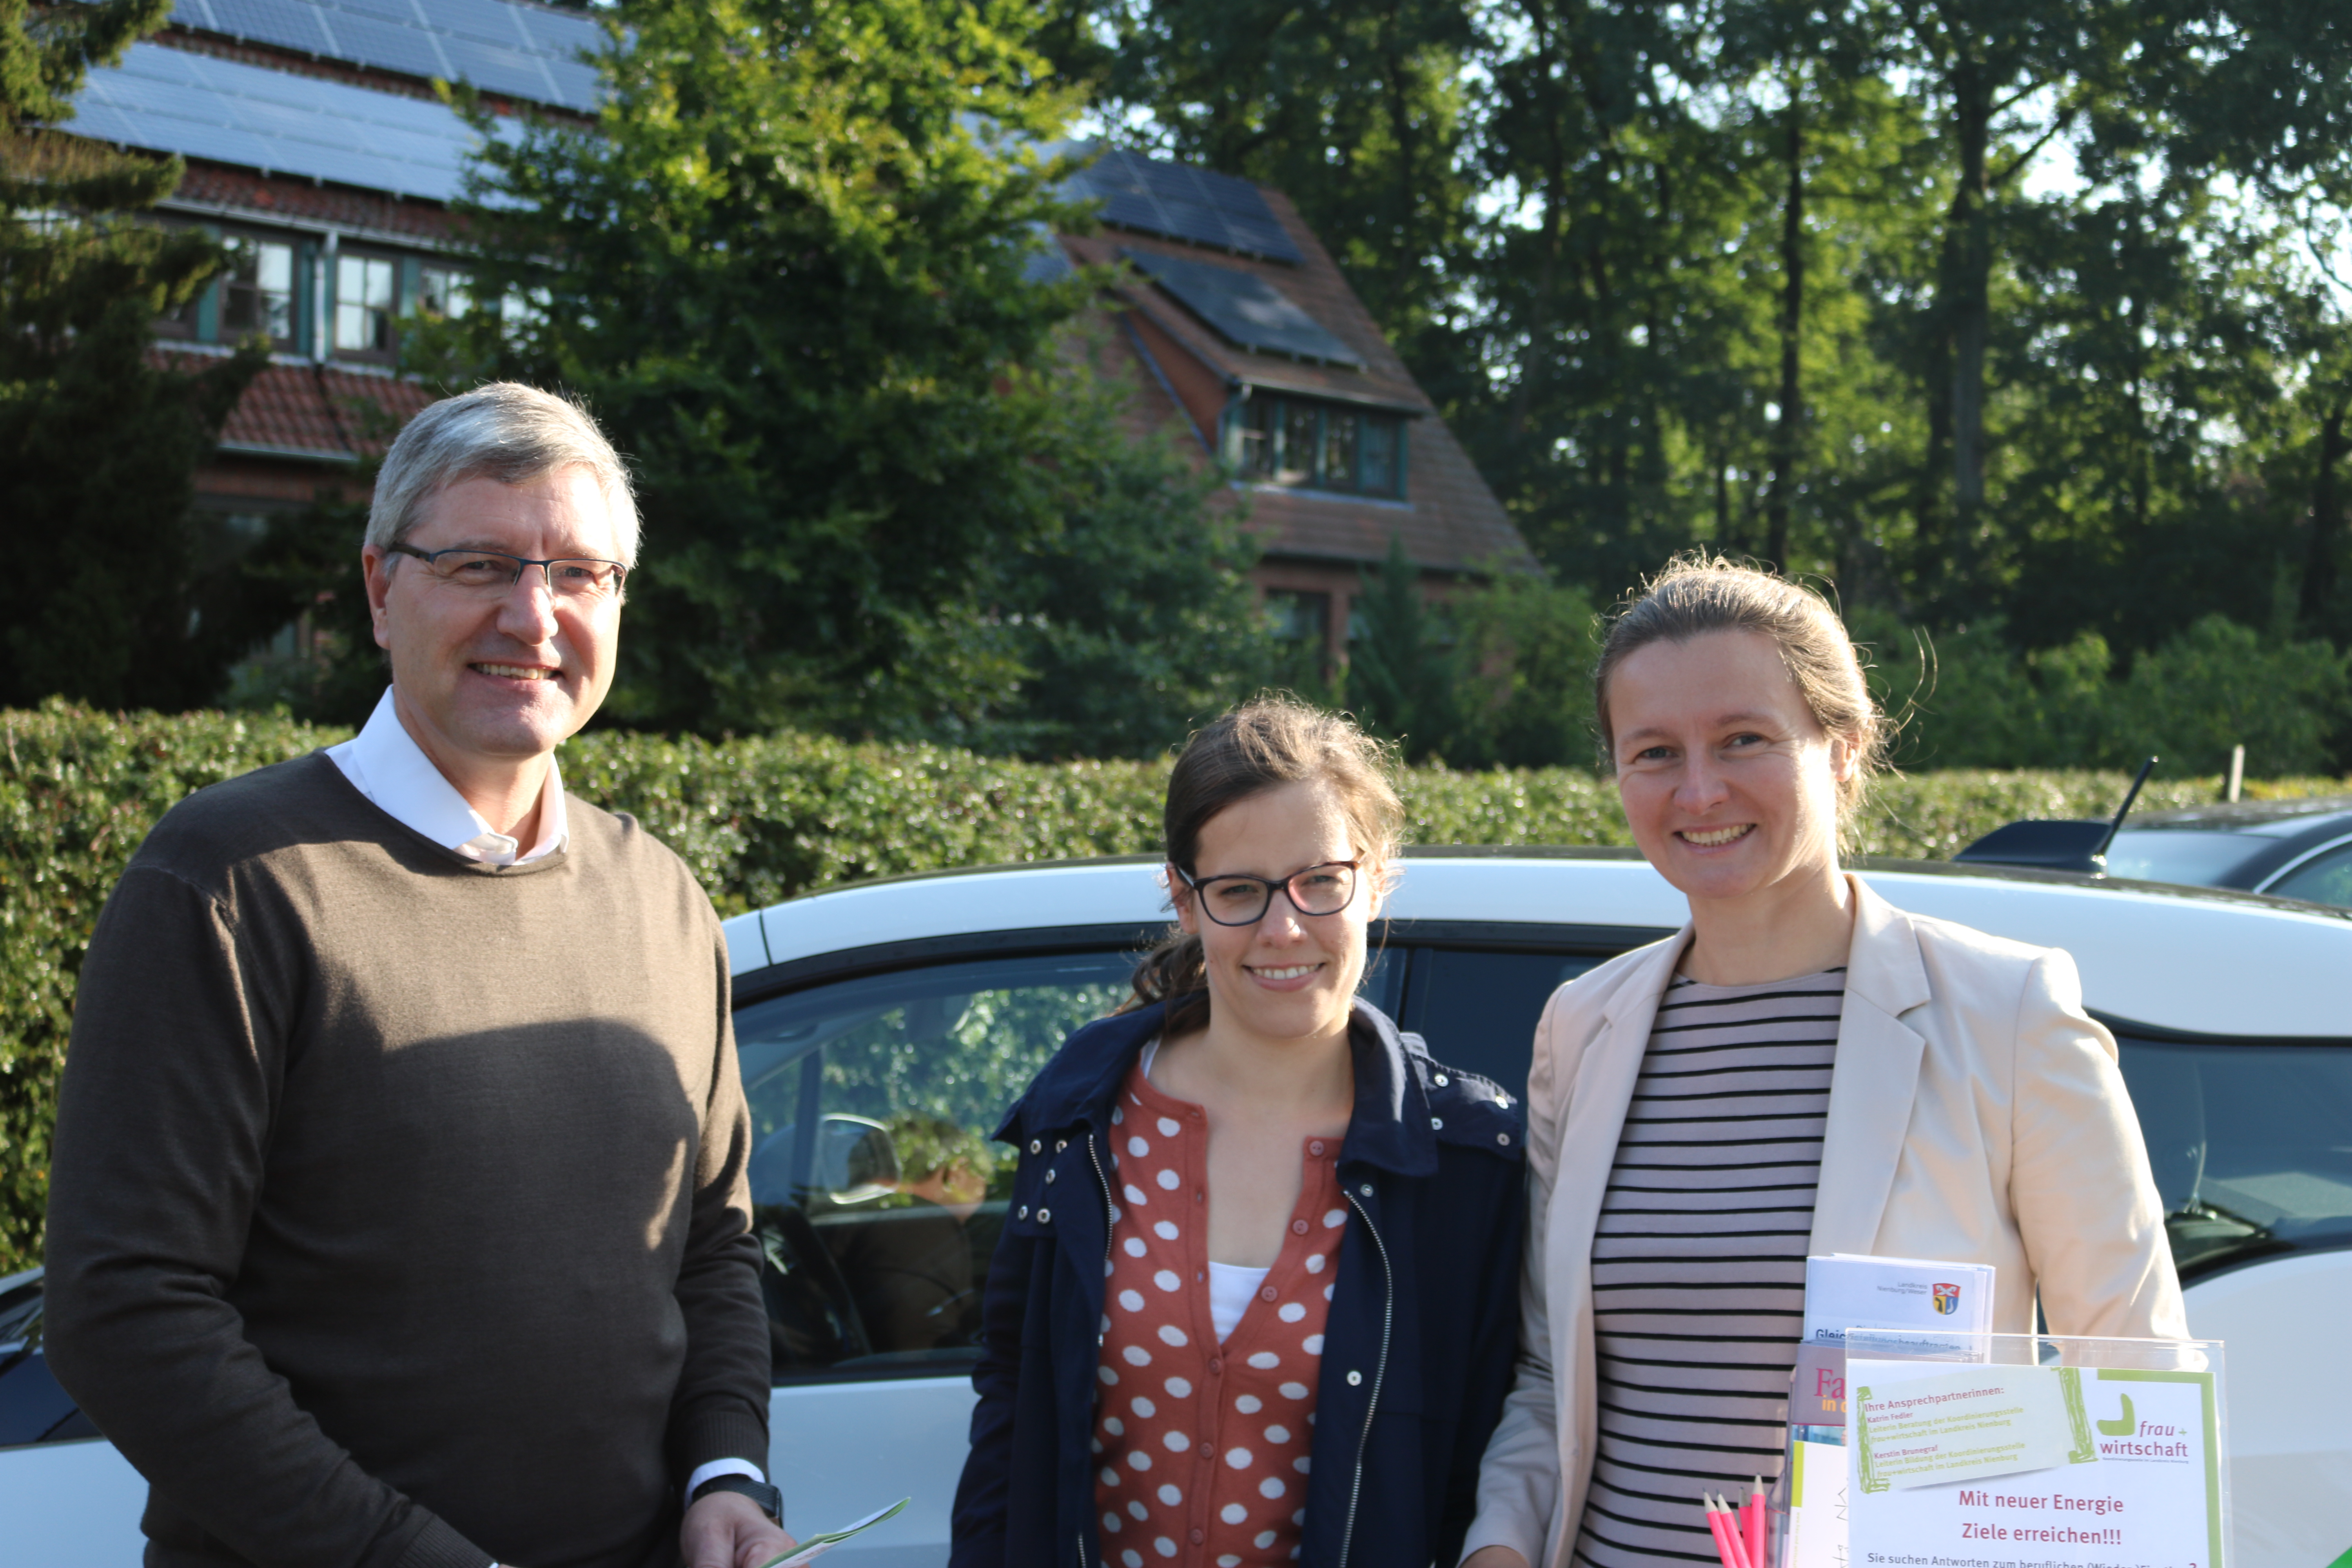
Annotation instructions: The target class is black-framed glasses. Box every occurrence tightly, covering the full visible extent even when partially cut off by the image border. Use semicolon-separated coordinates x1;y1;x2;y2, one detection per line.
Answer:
388;543;628;601
1176;860;1361;926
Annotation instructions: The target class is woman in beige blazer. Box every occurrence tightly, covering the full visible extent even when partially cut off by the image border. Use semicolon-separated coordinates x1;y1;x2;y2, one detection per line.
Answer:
1459;559;2185;1568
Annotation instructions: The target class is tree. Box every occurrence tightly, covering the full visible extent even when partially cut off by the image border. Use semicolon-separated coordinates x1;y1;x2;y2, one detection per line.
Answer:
1446;567;1601;768
0;0;266;709
882;361;1279;758
1346;536;1461;760
1082;0;1475;351
432;0;1273;752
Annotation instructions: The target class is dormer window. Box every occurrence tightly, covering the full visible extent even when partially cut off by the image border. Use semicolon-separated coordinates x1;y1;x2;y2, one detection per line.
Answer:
222;235;297;344
1229;395;1408;498
335;252;398;356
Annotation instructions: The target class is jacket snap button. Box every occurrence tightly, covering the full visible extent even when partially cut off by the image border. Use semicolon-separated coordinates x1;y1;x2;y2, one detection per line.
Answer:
1260;1285;1278;1303
1434;1073;1449;1086
1036;1208;1052;1223
1497;1132;1511;1145
1430;1116;1443;1130
1359;1183;1372;1197
1045;1169;1056;1183
1346;1370;1363;1387
1017;1205;1029;1219
1029;1140;1042;1154
1290;1219;1309;1236
1056;1138;1068;1151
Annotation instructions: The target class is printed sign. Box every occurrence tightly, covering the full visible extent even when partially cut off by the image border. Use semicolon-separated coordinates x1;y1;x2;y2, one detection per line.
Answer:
1853;1365;2094;1490
1847;1359;2223;1568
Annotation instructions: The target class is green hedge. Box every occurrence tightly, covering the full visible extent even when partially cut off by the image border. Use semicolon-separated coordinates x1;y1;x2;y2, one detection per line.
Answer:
4;699;2344;1272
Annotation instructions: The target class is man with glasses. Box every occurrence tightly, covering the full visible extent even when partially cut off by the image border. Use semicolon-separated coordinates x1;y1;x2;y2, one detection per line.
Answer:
44;384;793;1568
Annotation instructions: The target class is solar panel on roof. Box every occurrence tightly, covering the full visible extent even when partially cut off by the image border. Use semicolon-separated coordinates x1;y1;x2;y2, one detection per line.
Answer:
316;13;447;79
1122;248;1360;367
167;0;602;113
1061;145;1302;264
72;42;492;202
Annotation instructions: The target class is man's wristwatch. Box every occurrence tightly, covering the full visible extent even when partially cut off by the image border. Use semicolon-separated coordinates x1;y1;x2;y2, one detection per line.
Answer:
690;1473;785;1528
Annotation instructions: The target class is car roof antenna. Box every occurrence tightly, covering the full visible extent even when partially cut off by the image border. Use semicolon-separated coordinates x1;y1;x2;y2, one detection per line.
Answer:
2094;756;2159;862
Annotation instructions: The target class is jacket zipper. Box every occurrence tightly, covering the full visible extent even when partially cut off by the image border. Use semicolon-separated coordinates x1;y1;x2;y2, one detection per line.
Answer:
1335;1185;1395;1568
1080;1130;1117;1567
1086;1130;1116;1343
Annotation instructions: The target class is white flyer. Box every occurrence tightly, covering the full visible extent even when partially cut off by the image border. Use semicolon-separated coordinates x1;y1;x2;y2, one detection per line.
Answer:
1802;1254;1994;1354
1852;1363;2091;1490
1847;1356;2224;1568
757;1497;912;1567
1783;1437;1849;1568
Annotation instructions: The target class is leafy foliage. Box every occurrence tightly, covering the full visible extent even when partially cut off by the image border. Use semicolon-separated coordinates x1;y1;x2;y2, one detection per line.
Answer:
409;0;1274;750
4;701;2341;1270
1862;612;2352;776
1347;536;1463;762
1445;569;1604;769
0;0;268;710
1078;0;2352;677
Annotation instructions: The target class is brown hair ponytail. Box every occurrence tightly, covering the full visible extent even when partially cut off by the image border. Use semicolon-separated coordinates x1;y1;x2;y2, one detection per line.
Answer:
1124;695;1404;1034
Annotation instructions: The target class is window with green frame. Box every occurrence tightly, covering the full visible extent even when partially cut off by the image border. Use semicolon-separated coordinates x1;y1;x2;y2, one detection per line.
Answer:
1229;395;1407;497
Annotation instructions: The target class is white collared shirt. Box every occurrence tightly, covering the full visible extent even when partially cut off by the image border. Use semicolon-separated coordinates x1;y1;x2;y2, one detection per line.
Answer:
328;687;569;866
326;689;768;1506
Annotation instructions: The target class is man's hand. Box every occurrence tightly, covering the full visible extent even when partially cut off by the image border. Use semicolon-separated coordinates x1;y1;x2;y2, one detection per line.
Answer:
1460;1549;1532;1568
682;1489;797;1568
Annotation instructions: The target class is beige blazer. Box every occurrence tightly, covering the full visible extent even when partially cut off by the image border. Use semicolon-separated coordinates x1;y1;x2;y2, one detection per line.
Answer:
1459;876;2188;1567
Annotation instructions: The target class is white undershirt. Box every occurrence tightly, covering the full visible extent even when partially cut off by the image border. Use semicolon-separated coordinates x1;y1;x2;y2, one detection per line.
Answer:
1207;1261;1271;1344
327;689;763;1509
326;686;568;866
1139;1040;1270;1343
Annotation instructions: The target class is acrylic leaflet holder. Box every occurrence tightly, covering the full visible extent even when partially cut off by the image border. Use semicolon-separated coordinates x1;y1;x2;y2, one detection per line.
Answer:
1779;1330;2228;1568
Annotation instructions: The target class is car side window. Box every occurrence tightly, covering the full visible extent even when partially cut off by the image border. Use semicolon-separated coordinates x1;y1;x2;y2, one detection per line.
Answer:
2114;1036;2352;1278
2267;843;2352;908
1396;948;1606;1101
732;952;1136;1379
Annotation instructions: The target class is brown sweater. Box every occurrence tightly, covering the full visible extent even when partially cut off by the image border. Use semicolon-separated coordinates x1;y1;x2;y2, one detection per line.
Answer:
43;751;770;1568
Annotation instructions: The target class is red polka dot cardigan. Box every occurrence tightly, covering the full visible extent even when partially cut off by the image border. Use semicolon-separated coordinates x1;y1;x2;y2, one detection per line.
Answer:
950;998;1528;1568
1093;1061;1343;1566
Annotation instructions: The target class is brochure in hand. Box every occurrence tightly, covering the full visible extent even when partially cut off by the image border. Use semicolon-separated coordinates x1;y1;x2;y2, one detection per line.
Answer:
755;1497;912;1568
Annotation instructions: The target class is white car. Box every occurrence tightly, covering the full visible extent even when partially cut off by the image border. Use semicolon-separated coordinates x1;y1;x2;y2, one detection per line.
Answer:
4;849;2348;1566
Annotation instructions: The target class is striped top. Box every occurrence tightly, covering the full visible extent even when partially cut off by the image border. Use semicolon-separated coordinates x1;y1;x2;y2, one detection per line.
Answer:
1570;967;1846;1568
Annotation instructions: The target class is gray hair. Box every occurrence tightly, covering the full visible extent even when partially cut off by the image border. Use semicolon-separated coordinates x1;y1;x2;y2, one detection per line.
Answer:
367;382;640;566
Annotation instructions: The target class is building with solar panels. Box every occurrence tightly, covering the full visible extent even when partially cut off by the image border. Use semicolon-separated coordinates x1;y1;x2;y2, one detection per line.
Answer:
65;0;602;536
69;0;1532;672
1044;153;1537;665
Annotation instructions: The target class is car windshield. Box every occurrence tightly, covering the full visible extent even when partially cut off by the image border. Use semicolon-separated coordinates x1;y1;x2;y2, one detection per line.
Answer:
2104;829;2268;886
2114;1034;2352;1279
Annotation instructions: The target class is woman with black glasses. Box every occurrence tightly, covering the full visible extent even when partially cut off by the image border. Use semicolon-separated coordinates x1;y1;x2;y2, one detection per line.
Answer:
951;696;1529;1568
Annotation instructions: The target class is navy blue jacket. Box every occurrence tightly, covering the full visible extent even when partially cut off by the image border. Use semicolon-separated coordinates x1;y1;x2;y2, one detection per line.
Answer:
949;999;1528;1568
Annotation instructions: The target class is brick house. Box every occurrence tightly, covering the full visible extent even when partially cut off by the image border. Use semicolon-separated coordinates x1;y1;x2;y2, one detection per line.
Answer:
70;0;1531;670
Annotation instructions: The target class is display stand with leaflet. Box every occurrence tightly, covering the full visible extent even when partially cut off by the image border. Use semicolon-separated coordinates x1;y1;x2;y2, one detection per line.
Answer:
1845;1331;2228;1568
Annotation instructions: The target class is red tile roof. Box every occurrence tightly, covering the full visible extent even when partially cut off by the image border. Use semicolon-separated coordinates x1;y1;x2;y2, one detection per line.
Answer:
167;162;464;245
204;361;432;460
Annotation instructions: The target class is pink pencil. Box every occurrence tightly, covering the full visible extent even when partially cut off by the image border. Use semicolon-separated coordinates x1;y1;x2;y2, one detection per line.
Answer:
1711;1494;1755;1568
1743;1475;1766;1568
1701;1495;1742;1568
